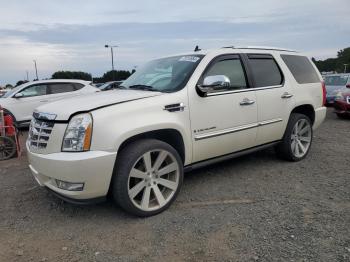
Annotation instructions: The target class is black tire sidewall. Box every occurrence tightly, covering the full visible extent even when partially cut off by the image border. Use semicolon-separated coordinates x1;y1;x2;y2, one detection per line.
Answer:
279;113;313;162
112;139;184;217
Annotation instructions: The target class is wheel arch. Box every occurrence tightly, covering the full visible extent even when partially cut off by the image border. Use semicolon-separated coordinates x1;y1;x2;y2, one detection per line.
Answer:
290;104;315;124
117;128;186;164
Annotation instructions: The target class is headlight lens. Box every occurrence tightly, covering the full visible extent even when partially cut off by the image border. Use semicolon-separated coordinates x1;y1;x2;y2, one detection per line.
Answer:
62;113;93;152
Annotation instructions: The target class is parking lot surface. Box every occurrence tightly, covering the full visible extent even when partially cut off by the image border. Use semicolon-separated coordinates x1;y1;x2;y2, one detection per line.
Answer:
0;109;349;262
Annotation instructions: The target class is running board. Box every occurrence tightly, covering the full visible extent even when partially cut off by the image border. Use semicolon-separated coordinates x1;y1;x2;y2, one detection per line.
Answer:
184;141;280;172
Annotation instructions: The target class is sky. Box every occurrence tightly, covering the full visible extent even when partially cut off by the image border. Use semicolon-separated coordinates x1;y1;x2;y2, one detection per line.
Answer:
0;0;349;85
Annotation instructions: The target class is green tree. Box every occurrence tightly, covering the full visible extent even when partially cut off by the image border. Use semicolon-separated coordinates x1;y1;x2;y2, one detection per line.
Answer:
15;80;28;87
52;71;92;81
5;84;13;89
314;47;350;73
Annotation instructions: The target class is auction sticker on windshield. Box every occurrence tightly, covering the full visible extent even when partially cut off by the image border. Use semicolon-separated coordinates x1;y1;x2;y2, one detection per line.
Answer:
179;56;200;63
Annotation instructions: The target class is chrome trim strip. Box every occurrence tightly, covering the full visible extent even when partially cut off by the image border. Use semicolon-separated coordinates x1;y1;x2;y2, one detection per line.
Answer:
195;123;258;141
164;103;185;112
194;118;283;141
33;111;57;121
206;85;283;97
259;118;283;126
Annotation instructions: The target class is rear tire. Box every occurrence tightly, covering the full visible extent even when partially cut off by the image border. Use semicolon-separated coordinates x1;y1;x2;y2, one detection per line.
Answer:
275;113;313;162
112;139;183;217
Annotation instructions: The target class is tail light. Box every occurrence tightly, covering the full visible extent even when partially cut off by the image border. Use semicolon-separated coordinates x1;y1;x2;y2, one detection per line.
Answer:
321;81;326;106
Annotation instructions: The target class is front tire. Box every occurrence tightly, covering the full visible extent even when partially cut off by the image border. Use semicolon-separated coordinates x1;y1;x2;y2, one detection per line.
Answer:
112;139;183;217
275;113;313;162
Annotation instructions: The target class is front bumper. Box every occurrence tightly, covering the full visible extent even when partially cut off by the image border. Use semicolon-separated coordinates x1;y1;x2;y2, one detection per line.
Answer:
27;142;117;201
334;100;350;115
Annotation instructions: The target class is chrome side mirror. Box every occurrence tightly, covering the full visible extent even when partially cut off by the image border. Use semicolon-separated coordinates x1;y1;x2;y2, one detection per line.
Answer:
14;93;24;98
197;75;231;94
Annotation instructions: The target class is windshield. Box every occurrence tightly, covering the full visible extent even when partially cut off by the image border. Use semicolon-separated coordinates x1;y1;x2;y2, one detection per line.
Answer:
324;75;349;86
121;55;204;92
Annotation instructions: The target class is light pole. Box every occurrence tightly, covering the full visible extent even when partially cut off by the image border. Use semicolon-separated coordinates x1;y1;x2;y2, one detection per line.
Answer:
33;60;38;80
105;44;118;80
344;64;348;73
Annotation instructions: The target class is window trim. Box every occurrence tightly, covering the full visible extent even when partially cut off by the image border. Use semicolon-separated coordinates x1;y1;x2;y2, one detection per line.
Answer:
244;53;285;89
196;54;252;97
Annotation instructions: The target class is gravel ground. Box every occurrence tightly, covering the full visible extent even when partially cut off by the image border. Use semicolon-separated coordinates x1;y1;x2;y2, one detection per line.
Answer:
0;109;349;262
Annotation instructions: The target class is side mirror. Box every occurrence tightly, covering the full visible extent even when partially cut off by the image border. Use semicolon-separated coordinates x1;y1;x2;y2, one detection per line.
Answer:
14;93;24;98
197;75;231;94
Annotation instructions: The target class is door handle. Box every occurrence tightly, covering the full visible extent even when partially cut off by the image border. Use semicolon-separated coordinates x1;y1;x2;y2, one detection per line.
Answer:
281;92;293;99
240;98;255;106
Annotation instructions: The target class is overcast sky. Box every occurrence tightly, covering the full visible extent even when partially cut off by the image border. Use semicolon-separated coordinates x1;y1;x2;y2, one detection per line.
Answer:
0;0;349;85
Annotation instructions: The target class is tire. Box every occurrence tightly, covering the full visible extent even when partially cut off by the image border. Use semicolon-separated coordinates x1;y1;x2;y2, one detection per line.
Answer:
0;136;17;160
112;139;184;217
336;113;347;119
275;113;313;162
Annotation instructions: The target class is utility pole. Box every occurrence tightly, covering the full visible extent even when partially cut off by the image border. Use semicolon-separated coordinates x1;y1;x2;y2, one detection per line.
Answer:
344;64;348;73
33;60;38;80
26;71;29;81
105;45;118;81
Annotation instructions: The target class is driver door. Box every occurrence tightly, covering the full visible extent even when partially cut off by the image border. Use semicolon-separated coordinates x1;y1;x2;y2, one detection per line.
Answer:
189;54;258;162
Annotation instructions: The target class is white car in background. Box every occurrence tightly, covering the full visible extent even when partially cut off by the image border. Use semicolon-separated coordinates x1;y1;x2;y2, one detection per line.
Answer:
0;79;99;126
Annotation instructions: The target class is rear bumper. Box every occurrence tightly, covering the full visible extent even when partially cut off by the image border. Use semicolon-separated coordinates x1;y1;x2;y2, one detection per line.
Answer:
313;107;327;130
27;142;117;200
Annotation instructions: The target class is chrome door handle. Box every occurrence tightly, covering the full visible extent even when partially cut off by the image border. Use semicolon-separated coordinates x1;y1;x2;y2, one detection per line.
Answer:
281;92;293;99
240;98;255;106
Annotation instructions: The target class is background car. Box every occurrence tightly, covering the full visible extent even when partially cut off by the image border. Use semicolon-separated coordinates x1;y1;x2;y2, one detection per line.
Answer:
0;79;99;126
324;73;350;105
334;87;350;118
98;81;123;91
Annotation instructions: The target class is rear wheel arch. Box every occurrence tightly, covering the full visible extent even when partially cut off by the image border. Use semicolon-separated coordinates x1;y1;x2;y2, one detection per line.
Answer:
290;104;315;125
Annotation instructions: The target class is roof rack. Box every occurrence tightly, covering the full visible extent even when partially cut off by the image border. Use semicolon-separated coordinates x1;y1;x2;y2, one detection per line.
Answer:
222;46;297;52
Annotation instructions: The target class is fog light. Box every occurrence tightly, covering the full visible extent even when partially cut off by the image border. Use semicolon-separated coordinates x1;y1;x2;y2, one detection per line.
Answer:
56;180;84;191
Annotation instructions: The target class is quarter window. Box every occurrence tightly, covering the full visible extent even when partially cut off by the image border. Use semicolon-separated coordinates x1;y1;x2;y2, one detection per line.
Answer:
281;55;320;84
202;58;248;92
248;55;283;87
20;84;48;97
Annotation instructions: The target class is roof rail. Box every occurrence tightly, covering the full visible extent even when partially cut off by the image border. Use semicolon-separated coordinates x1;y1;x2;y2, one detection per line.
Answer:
222;46;297;52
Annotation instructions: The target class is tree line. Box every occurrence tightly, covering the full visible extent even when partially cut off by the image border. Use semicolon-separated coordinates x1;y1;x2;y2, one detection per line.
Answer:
312;47;350;73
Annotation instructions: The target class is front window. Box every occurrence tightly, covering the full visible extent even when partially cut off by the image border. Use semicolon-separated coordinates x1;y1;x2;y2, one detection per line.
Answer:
324;75;349;86
121;55;204;92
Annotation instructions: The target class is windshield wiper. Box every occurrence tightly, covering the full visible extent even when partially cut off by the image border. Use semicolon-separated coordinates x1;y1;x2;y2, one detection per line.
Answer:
128;85;159;92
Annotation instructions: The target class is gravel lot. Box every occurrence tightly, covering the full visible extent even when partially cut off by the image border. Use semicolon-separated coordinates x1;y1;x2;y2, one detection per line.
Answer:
0;109;349;262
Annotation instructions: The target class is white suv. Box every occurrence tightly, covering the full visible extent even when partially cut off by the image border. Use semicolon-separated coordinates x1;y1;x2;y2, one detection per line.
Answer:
27;47;327;216
0;79;99;126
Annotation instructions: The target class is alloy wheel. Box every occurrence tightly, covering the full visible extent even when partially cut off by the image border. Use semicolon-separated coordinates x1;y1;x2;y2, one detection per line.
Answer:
127;149;180;211
290;119;312;158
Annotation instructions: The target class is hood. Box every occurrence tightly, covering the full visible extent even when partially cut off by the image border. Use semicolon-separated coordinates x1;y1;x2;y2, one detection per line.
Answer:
35;89;162;121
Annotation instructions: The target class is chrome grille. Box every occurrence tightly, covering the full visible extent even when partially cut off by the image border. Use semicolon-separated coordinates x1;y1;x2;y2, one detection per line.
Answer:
29;118;54;149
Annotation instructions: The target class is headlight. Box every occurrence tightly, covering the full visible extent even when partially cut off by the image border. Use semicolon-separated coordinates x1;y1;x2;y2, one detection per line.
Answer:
62;113;93;152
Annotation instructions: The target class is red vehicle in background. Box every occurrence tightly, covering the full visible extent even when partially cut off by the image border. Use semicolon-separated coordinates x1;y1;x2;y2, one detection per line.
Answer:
334;85;350;119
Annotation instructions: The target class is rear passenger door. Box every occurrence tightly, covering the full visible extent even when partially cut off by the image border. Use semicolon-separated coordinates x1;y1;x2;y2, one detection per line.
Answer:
245;53;295;145
47;83;83;102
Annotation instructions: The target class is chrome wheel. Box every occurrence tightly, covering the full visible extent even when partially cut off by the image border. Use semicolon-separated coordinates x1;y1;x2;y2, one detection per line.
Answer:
127;149;180;211
290;119;312;158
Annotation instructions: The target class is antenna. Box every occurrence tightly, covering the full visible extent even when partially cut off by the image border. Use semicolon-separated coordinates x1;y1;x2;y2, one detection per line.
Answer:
194;45;201;52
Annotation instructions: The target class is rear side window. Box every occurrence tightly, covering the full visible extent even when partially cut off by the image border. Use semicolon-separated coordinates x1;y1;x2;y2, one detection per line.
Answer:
73;83;84;90
281;55;320;84
248;54;283;87
49;83;76;94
